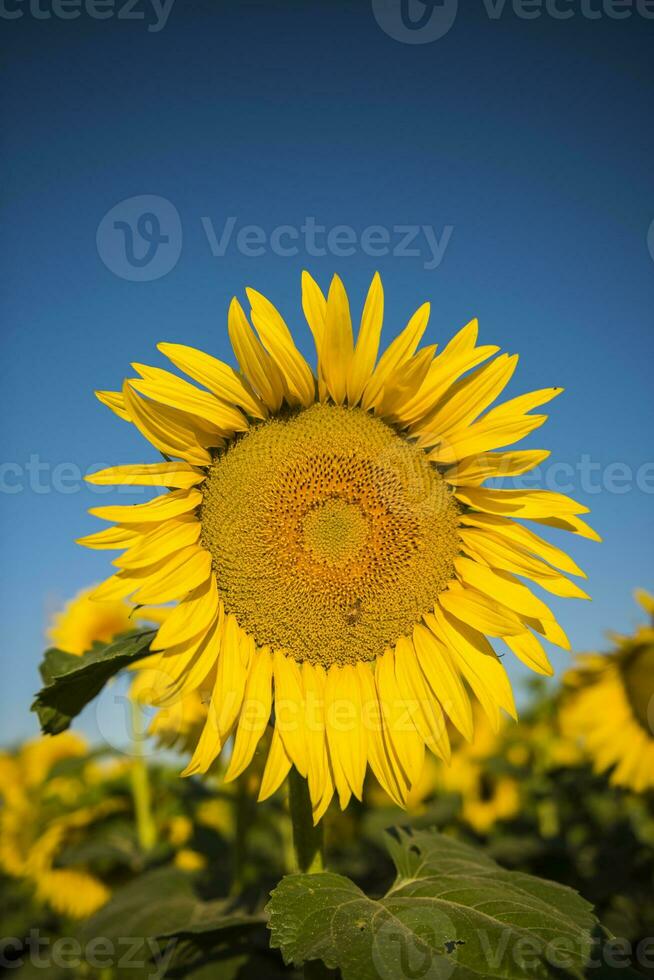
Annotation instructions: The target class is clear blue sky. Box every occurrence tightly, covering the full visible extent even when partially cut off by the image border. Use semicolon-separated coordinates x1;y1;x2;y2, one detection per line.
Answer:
1;0;653;746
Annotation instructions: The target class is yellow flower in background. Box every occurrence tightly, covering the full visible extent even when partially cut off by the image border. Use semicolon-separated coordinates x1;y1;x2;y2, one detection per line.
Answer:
561;591;654;793
79;273;596;822
48;586;135;655
48;588;201;754
130;658;207;754
438;711;521;833
0;733;122;918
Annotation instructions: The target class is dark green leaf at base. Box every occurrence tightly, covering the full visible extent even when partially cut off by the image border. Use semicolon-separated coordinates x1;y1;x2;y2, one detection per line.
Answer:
267;827;599;979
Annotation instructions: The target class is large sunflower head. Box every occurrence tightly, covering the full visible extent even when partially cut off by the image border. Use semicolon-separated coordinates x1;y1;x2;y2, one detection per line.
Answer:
561;590;654;793
80;273;597;822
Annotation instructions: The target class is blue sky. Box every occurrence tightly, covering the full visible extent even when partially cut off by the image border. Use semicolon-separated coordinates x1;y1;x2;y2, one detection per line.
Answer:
1;0;653;746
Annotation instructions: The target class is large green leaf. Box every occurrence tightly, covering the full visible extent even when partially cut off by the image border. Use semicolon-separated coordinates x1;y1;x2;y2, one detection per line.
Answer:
32;629;156;734
267;827;599;979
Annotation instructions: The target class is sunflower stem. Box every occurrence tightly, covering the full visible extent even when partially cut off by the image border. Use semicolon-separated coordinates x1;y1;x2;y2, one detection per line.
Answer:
288;769;324;874
130;697;157;852
230;772;255;895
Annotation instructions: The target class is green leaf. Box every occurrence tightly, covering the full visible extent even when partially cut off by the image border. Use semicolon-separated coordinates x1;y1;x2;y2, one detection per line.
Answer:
267;827;599;979
157;904;265;940
31;629;156;734
80;868;273;979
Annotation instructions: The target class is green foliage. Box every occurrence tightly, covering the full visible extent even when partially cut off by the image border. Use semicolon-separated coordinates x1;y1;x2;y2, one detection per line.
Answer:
10;661;654;977
32;630;156;734
268;827;598;979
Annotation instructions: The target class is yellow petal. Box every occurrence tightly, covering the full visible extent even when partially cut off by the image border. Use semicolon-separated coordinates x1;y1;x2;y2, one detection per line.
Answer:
444;450;550;486
228;297;284;412
416;353;519;442
459;528;590;600
460;512;587;578
85;462;204;490
224;645;273;782
530;513;601;542
321;275;354;405
394;636;450;762
88;573;137;602
210;615;250;740
454;557;551;621
181;708;222;776
414;620;473;740
438;583;524;637
132;547;212;605
375;648;425;785
361;301;430;411
89;488;202;524
347;272;383;406
376;345;436;419
454;486;589;519
122;382;215;465
273;651;308;776
311;761;335;824
430;607;516;730
151;575;219;650
401;334;500;426
246;288;315;407
130;369;247;436
523;614;571;650
301;270;327;350
153;611;223;705
428;413;547;464
504;631;553;676
356;662;408;807
258;728;293;801
489;386;564;418
302;662;328;808
76;525;142;550
95;389;130;421
325;664;367;800
114;519;201;570
157;342;267;419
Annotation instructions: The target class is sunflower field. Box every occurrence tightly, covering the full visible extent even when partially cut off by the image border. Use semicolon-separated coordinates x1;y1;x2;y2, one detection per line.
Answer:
2;276;653;979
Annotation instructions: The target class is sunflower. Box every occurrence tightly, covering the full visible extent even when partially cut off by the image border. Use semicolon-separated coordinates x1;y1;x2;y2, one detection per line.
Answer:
48;586;135;654
48;587;207;753
561;590;654;793
80;273;596;822
0;733;120;918
433;708;521;832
